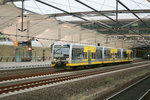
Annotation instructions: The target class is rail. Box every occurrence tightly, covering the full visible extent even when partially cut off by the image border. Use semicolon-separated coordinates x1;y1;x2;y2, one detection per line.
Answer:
106;74;150;100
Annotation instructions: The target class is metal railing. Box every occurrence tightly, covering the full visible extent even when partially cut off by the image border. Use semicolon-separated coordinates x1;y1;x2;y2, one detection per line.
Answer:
0;56;15;62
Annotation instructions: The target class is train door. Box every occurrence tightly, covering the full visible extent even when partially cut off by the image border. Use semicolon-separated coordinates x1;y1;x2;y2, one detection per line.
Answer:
127;50;131;61
113;52;115;62
88;50;91;65
110;48;117;63
127;53;129;61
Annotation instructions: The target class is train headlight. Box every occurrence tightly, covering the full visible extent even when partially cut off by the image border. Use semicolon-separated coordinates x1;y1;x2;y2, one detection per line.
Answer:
66;58;69;61
53;59;56;61
148;55;150;57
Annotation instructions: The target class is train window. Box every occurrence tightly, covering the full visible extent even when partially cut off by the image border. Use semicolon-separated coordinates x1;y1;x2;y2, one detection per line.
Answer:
104;48;111;59
72;48;84;60
95;48;102;59
123;50;127;58
53;45;70;60
116;49;121;58
84;52;87;59
131;51;133;58
91;53;95;59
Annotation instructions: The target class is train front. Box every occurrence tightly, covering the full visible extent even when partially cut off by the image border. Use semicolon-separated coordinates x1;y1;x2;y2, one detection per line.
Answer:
51;44;70;69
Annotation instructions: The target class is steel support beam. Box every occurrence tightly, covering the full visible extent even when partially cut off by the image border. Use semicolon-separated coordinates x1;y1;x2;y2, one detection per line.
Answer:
34;0;149;46
35;0;88;22
116;0;118;31
117;0;150;28
49;9;150;17
75;0;149;45
21;0;24;32
75;0;116;22
35;0;120;35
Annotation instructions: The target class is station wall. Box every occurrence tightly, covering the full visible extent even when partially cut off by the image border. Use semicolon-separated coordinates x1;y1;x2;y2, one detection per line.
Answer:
0;45;51;62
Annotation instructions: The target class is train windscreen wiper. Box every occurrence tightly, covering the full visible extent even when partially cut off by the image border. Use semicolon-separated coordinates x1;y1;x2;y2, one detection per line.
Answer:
55;47;62;54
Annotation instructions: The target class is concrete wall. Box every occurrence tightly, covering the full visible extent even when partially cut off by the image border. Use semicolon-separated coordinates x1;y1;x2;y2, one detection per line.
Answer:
0;45;51;62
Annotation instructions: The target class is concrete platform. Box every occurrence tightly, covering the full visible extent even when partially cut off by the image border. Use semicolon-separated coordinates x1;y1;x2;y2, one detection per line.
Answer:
0;61;51;70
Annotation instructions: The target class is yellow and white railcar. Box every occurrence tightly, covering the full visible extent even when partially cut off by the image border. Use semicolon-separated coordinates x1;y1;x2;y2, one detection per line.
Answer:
51;43;133;69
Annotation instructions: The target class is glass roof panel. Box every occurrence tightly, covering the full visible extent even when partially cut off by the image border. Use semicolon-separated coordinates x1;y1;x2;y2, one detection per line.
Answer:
13;0;150;21
14;0;150;14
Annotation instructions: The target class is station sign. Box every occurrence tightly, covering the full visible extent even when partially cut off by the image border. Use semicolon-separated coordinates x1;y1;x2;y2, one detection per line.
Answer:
14;41;18;46
14;41;28;46
18;41;28;46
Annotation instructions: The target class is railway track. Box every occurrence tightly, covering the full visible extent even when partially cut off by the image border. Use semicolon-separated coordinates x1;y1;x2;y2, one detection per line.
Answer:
106;74;150;100
0;61;150;97
0;60;149;82
0;70;68;82
0;59;146;80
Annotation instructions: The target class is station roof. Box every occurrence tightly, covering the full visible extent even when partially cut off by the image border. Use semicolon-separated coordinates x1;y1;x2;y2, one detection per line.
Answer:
12;0;150;21
0;0;150;48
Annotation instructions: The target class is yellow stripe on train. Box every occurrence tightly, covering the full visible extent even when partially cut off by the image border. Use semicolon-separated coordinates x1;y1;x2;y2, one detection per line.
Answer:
66;62;89;66
65;59;133;67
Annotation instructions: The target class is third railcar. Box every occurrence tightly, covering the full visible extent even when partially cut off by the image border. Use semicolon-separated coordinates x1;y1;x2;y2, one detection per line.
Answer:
51;43;133;69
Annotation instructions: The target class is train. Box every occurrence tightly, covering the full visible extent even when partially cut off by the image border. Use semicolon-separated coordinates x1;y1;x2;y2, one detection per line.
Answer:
143;51;150;59
51;43;133;69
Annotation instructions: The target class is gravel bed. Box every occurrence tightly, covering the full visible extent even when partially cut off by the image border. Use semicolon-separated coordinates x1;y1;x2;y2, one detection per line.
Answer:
107;75;150;100
1;64;150;100
0;67;54;78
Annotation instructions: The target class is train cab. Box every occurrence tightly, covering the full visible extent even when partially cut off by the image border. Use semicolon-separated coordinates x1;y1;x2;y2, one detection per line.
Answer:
51;43;70;69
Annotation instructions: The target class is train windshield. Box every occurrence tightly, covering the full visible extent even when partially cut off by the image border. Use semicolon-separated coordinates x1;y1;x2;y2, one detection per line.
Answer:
53;45;70;60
